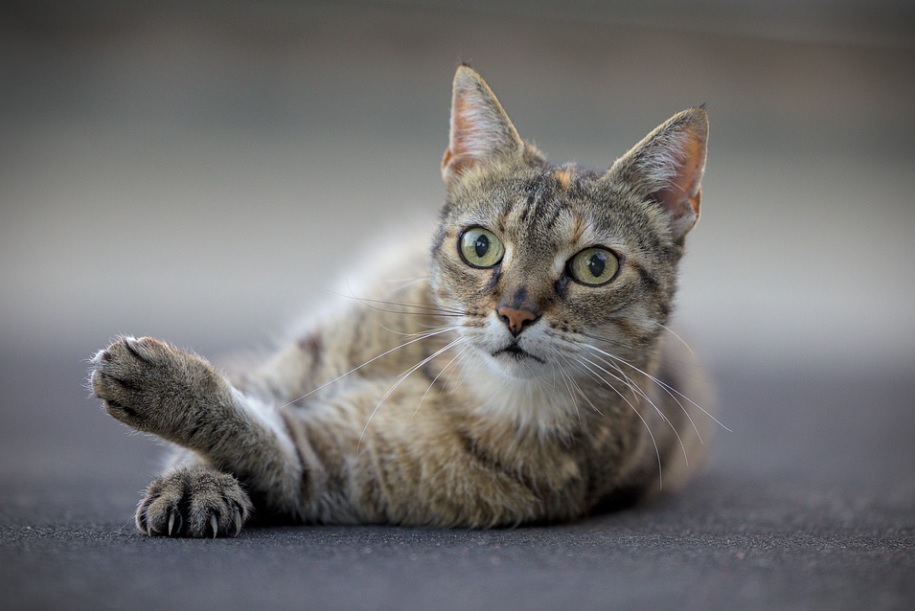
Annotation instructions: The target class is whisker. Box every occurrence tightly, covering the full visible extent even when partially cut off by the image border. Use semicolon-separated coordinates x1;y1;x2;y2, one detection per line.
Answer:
358;304;465;318
581;352;689;467
583;343;706;445
443;346;478;395
547;332;643;421
570;357;627;417
571;356;662;489
330;291;468;317
582;339;730;433
550;353;583;427
411;342;472;420
359;336;466;448
581;351;671;418
548;330;687;452
377;323;456;338
280;326;458;408
658;324;697;360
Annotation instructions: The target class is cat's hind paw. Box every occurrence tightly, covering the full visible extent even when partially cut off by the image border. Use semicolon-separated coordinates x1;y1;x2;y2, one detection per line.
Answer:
136;468;252;538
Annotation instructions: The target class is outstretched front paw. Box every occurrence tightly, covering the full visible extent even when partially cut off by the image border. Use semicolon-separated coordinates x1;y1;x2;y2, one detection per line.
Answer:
136;468;252;538
89;336;228;438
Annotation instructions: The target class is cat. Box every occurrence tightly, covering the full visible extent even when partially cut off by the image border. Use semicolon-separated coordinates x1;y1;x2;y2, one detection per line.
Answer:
89;65;713;537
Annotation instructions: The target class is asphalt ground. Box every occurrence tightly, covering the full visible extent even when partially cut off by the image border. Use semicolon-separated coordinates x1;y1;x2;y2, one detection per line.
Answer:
2;355;913;610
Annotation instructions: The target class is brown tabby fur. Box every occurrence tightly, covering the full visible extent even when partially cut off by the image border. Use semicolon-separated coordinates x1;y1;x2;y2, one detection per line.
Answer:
89;65;713;537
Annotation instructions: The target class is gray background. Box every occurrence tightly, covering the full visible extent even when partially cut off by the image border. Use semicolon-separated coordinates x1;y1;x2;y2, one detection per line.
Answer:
2;1;913;609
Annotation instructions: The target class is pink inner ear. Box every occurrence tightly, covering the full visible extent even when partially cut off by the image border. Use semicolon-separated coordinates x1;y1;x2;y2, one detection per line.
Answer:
451;95;474;154
655;130;705;222
443;95;479;176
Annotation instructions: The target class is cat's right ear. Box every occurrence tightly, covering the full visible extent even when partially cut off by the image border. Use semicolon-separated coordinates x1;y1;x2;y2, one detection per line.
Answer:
442;66;525;187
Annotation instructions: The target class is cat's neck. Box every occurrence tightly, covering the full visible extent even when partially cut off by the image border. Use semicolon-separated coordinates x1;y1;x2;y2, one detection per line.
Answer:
457;355;585;438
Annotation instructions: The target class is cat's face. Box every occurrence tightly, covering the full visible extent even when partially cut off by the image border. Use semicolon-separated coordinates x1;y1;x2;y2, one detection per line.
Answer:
431;66;707;381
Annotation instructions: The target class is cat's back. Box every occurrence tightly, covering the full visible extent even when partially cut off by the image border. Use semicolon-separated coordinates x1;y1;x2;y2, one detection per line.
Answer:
329;220;438;306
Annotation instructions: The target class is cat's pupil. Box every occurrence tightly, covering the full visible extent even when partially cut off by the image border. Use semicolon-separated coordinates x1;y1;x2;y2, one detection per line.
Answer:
474;235;490;258
588;252;606;278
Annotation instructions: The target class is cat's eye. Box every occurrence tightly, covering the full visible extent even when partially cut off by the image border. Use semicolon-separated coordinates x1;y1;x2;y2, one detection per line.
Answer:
568;247;620;286
459;227;505;269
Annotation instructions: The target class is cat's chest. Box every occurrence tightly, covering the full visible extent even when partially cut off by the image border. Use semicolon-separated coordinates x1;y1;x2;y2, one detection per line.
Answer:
457;360;584;436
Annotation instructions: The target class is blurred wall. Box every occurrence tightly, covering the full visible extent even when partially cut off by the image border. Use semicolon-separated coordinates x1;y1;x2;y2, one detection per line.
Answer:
2;0;914;374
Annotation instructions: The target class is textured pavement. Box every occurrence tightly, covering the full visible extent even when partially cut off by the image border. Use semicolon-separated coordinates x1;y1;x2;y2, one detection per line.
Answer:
2;356;913;610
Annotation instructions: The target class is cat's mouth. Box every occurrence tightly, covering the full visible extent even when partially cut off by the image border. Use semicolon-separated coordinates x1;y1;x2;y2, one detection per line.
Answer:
493;343;545;364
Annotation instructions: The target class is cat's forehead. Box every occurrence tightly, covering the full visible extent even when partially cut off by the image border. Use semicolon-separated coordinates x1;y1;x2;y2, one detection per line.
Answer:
447;166;651;250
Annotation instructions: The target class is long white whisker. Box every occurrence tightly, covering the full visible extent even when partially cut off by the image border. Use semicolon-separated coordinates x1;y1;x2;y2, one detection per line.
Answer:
548;330;686;453
359;336;466;448
583;343;731;433
584;345;703;447
544;330;638;416
377;323;456;339
280;326;458;408
581;353;689;467
571;357;631;416
573;357;638;417
659;324;697;360
575;352;667;433
445;346;477;395
572;356;662;489
330;290;467;317
581;352;678;427
580;353;657;408
551;353;583;427
411;342;472;420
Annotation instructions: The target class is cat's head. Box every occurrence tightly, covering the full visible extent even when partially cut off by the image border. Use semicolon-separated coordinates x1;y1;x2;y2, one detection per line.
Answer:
431;66;707;381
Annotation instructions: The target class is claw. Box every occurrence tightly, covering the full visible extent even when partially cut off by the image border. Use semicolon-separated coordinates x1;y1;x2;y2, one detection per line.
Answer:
210;515;218;539
233;510;243;536
168;512;175;537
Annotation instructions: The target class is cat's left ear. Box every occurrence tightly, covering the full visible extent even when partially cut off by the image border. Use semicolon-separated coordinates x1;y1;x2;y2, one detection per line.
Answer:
442;65;525;187
607;107;708;241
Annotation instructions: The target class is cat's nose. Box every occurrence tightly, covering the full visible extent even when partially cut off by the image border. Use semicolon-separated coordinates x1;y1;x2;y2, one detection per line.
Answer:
496;306;540;337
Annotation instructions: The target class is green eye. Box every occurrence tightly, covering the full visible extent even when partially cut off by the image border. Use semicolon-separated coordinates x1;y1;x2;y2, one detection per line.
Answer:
568;247;620;286
459;227;505;268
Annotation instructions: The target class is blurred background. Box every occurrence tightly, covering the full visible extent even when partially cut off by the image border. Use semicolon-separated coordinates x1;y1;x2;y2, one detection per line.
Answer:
1;1;913;488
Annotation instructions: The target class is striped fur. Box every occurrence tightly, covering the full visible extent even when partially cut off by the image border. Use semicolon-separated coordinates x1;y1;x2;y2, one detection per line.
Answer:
89;65;713;536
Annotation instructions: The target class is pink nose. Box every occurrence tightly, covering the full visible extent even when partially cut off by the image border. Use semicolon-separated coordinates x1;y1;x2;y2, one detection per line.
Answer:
497;306;540;337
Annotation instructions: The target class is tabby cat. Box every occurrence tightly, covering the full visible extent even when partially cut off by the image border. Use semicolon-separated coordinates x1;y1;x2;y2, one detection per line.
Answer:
90;65;713;537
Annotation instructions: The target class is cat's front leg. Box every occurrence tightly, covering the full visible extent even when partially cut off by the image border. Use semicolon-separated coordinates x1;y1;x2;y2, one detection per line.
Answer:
90;336;304;533
90;336;233;442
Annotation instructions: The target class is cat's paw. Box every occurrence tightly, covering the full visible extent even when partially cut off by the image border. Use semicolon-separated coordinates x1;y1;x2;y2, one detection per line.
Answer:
90;336;228;437
136;468;252;538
